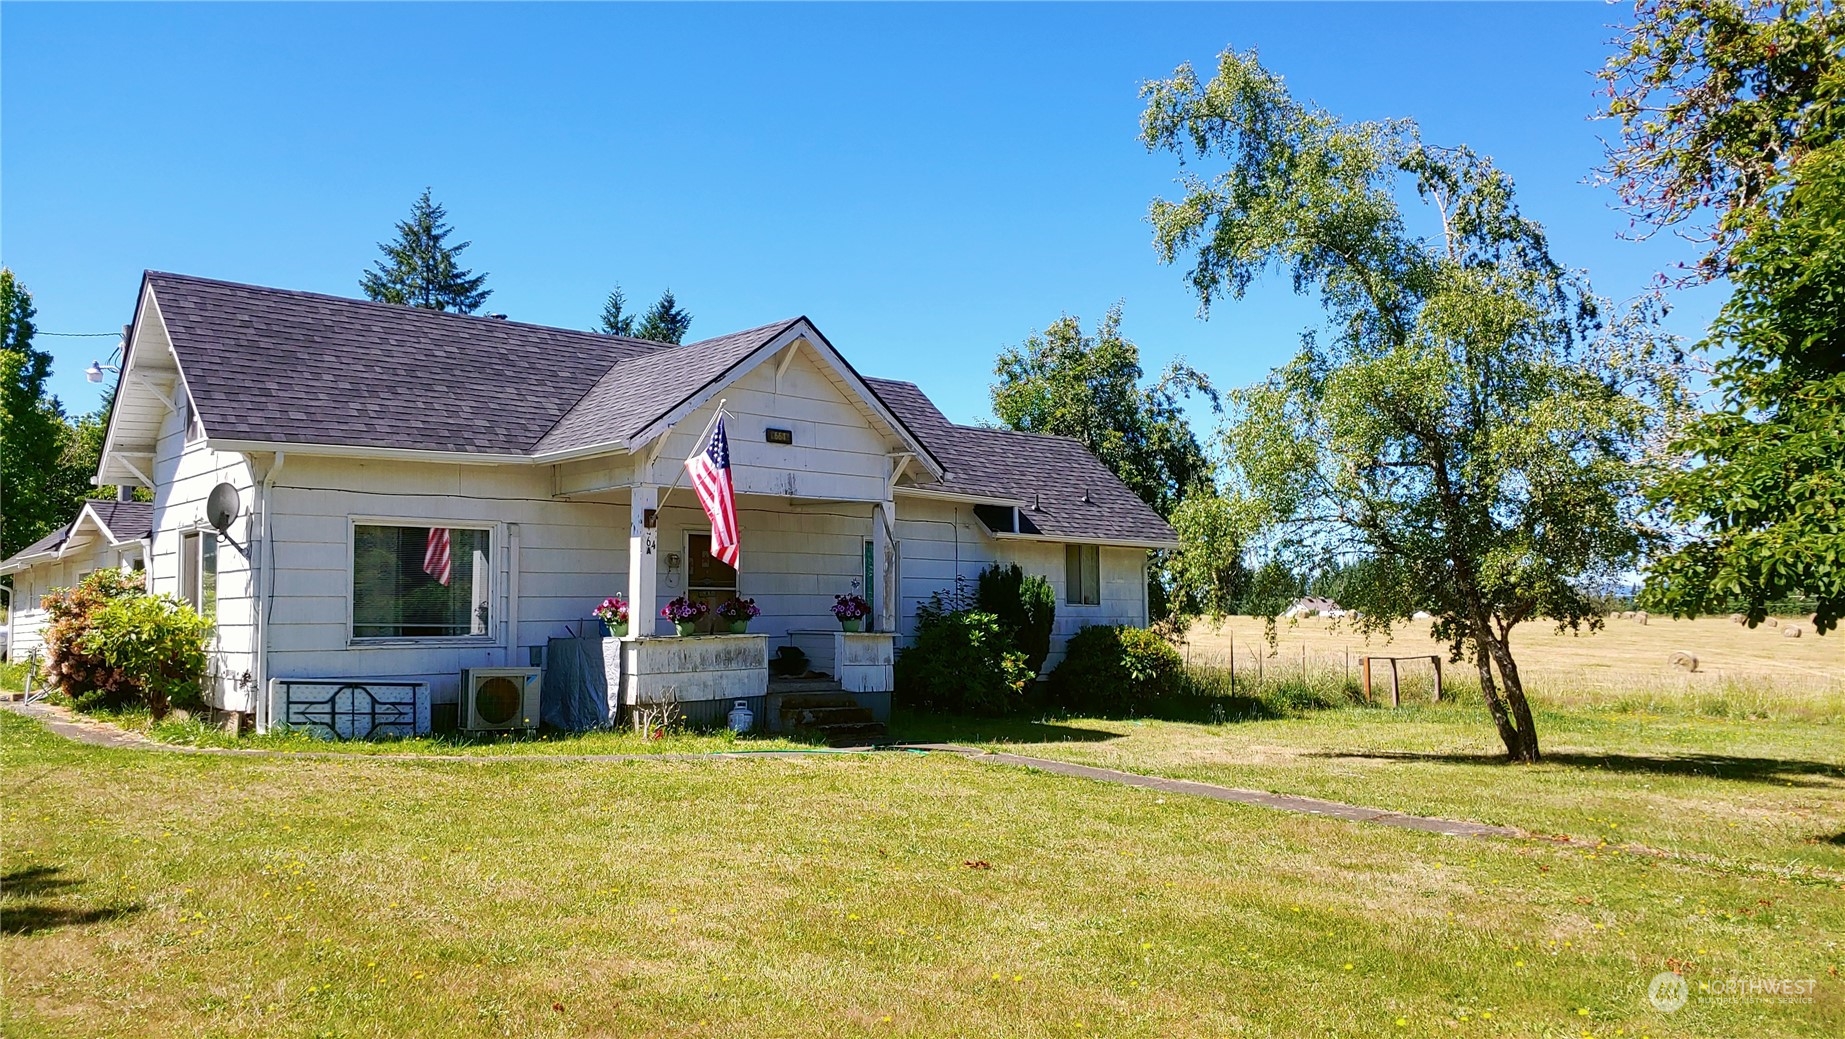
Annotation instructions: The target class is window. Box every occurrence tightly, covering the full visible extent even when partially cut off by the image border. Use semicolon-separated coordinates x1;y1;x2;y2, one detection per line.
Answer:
1065;544;1100;606
352;524;490;639
685;531;737;633
179;532;218;618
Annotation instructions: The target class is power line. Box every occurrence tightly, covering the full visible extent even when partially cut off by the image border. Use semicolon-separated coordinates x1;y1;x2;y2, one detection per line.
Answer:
40;331;121;337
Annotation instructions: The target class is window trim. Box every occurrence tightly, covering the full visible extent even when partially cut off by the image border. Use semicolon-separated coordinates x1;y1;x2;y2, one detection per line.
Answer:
346;517;499;646
1065;543;1101;606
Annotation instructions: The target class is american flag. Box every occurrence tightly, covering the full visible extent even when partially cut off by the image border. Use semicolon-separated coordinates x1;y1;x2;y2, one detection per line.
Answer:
685;416;740;567
423;527;452;586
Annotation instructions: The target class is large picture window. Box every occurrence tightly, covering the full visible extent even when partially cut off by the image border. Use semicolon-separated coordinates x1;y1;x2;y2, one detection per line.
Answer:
1065;543;1100;606
352;524;491;639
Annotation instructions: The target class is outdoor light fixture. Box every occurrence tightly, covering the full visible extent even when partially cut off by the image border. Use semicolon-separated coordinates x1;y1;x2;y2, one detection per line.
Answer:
85;360;120;383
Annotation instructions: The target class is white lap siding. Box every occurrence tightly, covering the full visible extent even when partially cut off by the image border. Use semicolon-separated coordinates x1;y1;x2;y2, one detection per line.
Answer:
148;407;257;711
893;497;1150;669
260;455;628;709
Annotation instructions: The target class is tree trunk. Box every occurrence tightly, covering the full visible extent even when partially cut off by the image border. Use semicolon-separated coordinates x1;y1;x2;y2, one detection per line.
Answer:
1468;612;1541;763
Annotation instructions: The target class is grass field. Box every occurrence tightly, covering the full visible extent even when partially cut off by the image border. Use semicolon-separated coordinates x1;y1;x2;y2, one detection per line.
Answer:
3;617;1841;1036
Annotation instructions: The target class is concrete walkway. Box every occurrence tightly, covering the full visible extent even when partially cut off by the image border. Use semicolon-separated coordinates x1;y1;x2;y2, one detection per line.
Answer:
4;700;1516;839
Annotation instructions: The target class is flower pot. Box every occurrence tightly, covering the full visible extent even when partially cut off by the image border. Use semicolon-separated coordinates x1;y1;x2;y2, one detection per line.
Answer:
839;617;862;632
726;620;750;634
674;621;698;637
608;621;628;638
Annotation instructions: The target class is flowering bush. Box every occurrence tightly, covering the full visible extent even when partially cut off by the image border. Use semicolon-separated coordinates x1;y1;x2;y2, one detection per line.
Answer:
831;594;871;621
43;568;211;717
593;595;629;626
661;596;710;623
716;597;760;622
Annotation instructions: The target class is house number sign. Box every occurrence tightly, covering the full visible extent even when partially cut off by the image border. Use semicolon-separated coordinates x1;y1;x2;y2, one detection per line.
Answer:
765;427;794;445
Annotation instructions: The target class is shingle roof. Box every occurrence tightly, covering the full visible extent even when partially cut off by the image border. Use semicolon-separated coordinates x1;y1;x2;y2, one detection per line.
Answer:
0;500;152;572
534;318;802;454
83;499;153;543
134;273;1173;546
866;378;1177;545
147;272;671;454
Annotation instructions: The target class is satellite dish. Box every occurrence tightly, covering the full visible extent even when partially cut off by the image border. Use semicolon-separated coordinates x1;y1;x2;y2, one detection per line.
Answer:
206;483;241;534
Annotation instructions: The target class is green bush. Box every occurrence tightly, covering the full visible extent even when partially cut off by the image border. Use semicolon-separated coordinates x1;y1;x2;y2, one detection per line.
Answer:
42;569;147;710
44;569;212;717
1047;625;1185;713
974;562;1056;676
80;594;213;716
895;593;1035;715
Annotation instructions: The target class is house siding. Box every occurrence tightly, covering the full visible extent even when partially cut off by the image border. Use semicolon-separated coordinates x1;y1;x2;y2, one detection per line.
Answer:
893;497;1150;670
147;401;258;710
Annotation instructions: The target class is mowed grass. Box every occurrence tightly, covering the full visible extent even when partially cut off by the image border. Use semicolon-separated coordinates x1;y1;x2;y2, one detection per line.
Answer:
5;711;1844;1038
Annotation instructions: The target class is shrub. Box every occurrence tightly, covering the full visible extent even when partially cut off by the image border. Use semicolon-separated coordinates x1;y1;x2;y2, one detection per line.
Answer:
42;569;146;710
44;569;211;717
974;563;1056;676
1047;625;1185;713
80;594;213;717
895;592;1034;715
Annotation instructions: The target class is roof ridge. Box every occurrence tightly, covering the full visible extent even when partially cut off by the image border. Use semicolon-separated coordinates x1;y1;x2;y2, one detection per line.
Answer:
145;270;677;349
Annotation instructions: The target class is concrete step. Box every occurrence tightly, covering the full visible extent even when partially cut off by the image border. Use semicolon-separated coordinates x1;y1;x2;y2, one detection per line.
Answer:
767;678;844;695
804;721;890;748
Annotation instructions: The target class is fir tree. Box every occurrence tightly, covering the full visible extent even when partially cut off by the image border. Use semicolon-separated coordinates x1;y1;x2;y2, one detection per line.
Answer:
0;269;90;558
635;288;693;344
360;189;491;313
599;284;637;336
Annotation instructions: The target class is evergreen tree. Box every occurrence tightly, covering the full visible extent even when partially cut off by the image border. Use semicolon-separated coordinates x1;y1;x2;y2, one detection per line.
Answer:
635;288;693;344
598;284;637;336
359;189;491;313
1;269;79;558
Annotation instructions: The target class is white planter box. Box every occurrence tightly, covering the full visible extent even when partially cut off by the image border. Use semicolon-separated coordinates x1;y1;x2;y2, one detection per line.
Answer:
786;630;894;692
620;634;768;704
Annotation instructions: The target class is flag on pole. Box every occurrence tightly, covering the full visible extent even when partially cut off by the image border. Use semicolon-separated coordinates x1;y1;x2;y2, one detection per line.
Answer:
685;415;740;567
423;527;453;586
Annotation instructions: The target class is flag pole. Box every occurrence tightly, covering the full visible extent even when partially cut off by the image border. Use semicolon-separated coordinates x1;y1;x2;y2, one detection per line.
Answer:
653;398;728;515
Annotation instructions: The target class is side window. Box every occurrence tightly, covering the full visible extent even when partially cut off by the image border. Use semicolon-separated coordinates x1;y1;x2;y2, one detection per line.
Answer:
1064;544;1100;606
180;533;201;609
180;388;203;442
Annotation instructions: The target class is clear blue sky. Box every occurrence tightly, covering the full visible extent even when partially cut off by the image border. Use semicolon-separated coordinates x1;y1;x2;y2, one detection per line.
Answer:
3;2;1719;429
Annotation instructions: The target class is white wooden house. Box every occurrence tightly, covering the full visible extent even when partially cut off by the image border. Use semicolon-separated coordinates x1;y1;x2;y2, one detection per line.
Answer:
46;272;1176;732
1;499;151;662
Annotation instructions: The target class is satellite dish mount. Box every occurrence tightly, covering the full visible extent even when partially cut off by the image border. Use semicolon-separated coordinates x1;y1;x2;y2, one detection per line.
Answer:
206;482;249;557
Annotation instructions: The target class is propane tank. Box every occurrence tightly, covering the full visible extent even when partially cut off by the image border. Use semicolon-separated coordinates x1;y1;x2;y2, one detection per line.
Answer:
726;699;755;734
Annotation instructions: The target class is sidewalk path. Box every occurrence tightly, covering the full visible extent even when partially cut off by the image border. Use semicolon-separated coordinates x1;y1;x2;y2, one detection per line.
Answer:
5;701;1516;839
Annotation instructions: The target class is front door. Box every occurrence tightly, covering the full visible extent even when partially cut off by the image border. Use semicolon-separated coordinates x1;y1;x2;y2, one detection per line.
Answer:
686;531;737;634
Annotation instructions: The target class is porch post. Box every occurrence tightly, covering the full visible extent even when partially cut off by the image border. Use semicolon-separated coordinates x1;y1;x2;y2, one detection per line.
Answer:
872;497;897;633
629;484;659;637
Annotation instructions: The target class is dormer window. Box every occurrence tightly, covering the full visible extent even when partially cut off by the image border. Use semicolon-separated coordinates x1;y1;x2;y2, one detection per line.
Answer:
180;388;204;442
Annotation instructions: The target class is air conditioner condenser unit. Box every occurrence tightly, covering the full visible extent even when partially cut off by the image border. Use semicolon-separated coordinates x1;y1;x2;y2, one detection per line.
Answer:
460;667;542;732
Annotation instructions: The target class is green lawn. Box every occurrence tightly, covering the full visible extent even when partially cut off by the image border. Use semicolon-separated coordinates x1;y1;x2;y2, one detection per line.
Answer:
4;706;1842;1038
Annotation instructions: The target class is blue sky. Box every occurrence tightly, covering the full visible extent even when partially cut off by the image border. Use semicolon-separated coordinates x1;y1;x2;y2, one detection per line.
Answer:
3;2;1719;429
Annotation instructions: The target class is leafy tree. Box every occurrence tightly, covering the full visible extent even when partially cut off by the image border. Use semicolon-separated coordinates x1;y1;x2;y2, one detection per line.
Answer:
1142;48;1686;761
1597;0;1844;281
359;189;491;313
1641;142;1845;632
599;284;637;336
991;305;1217;519
1;269;81;558
635;288;693;344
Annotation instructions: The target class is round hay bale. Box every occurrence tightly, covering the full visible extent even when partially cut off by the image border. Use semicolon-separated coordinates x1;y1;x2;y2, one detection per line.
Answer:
1634;610;1649;625
1617;610;1632;620
1728;612;1745;625
1783;625;1803;639
1668;650;1698;672
1765;615;1781;627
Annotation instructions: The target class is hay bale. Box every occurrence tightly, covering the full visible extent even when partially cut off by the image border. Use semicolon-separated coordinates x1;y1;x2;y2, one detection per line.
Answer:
1634;610;1649;625
1783;625;1803;639
1765;615;1781;626
1668;650;1698;672
1617;610;1632;619
1729;612;1745;625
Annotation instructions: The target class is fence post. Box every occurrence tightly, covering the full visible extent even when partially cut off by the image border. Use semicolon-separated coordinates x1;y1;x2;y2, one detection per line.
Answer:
1229;631;1235;693
1389;658;1400;708
1431;655;1442;702
1301;643;1307;684
1360;657;1372;703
